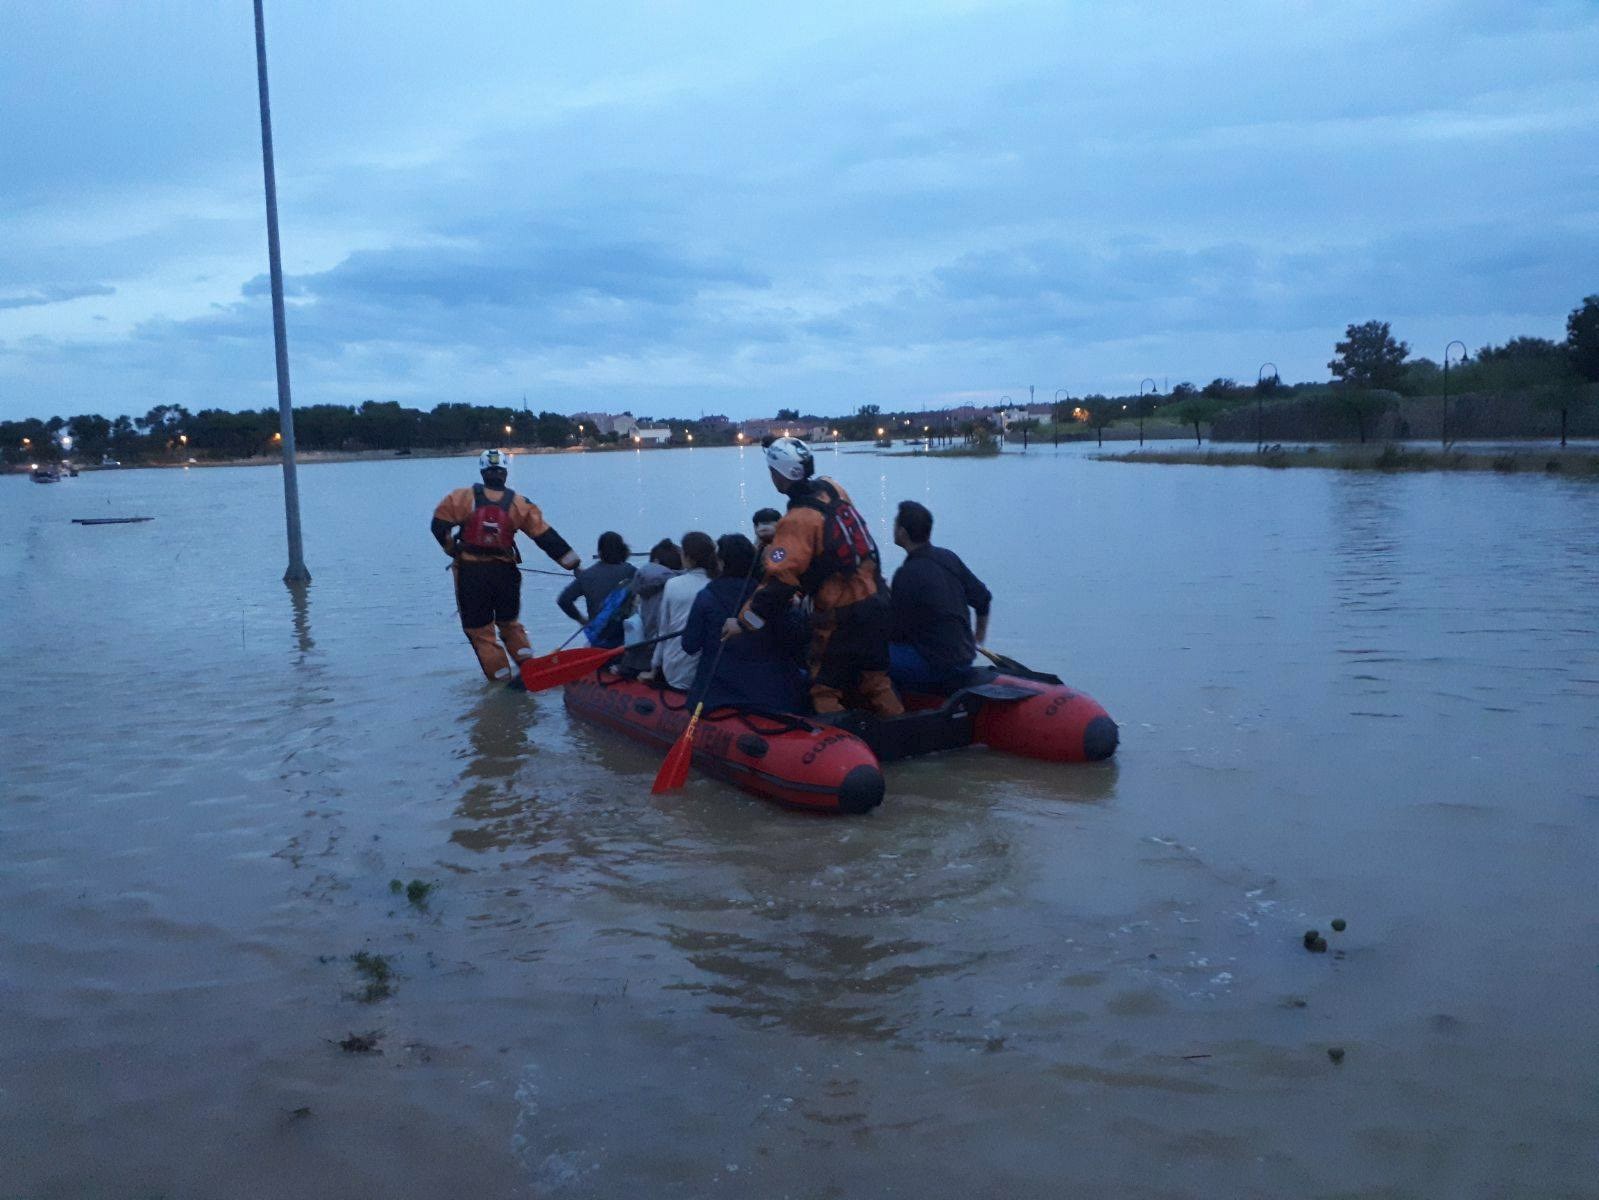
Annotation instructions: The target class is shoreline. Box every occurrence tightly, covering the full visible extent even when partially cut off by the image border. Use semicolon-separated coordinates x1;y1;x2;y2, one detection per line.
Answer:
1097;443;1599;476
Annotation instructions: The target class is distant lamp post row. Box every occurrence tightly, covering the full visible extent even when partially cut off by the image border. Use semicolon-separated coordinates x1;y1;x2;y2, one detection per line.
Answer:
1442;340;1466;449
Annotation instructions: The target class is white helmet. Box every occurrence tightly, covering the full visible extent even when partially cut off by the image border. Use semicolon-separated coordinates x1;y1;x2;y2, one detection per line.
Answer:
478;448;513;472
764;436;813;481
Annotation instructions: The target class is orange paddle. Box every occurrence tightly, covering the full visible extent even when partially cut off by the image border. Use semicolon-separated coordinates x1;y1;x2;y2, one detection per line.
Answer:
651;702;703;793
517;627;687;693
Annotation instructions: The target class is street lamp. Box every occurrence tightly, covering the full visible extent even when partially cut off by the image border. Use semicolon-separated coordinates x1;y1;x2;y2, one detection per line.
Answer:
1138;378;1157;446
504;424;512;436
1442;340;1466;449
1255;363;1278;452
1053;389;1070;448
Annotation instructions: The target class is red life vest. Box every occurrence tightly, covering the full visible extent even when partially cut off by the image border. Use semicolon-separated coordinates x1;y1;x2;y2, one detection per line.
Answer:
789;478;879;592
460;485;519;556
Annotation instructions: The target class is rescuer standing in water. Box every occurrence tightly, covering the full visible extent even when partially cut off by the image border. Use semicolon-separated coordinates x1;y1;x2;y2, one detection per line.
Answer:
431;449;580;685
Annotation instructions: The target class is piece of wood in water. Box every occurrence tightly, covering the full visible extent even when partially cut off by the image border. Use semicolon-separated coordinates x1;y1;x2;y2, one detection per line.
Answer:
71;517;154;525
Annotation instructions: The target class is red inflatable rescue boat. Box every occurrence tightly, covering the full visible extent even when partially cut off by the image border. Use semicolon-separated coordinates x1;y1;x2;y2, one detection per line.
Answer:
563;673;887;814
561;657;1116;813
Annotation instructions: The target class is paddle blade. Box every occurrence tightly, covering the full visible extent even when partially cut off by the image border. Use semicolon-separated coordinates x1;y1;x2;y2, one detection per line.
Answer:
518;646;622;692
651;706;703;794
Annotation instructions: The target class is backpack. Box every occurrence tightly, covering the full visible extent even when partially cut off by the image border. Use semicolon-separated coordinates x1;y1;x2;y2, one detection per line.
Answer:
460;484;518;556
788;478;880;592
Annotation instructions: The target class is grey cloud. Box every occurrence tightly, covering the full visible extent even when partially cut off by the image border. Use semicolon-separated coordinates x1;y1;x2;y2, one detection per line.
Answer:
0;283;116;311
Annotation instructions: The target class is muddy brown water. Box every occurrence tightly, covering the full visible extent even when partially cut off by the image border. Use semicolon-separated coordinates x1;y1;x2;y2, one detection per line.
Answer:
3;445;1597;1198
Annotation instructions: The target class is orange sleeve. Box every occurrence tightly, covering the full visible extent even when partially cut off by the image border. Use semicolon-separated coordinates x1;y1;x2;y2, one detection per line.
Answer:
432;488;472;525
512;496;551;538
760;508;820;589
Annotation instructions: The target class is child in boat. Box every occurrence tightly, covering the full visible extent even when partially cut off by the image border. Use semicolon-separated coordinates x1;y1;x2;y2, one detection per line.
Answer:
618;539;681;676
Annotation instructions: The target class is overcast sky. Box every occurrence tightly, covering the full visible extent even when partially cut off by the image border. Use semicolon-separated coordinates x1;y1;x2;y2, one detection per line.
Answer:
3;0;1596;422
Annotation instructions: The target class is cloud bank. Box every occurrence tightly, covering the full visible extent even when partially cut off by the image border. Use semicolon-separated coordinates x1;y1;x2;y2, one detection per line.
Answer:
2;0;1596;419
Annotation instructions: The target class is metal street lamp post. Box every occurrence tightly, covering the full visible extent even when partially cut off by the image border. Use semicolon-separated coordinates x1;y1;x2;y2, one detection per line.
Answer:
1256;363;1278;452
1442;340;1466;449
1138;378;1157;446
253;0;310;584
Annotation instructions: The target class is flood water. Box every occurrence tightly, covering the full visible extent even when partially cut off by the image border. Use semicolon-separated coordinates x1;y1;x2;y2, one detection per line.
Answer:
3;444;1597;1199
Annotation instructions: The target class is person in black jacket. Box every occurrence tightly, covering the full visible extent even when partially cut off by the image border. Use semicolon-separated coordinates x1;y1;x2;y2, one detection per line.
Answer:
556;531;637;648
683;534;808;712
886;500;992;691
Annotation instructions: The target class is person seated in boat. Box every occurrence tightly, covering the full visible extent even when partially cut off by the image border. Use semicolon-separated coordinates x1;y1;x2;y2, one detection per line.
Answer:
682;534;808;713
556;531;637;649
617;539;681;676
886;500;992;692
648;530;717;689
750;507;781;580
431;448;580;685
752;508;781;548
725;437;903;717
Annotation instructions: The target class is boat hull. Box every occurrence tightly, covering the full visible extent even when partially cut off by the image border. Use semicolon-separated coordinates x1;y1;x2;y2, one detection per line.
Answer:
563;674;886;814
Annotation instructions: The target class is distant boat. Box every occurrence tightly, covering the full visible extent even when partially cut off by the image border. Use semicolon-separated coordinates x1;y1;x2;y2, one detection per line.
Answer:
30;467;62;484
101;455;121;467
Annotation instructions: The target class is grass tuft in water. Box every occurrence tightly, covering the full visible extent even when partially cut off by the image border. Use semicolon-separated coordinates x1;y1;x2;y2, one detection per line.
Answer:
405;879;433;907
350;951;395;1002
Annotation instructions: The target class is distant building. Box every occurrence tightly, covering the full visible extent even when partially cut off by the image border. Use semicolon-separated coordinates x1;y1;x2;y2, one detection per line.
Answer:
632;427;672;446
571;412;638;437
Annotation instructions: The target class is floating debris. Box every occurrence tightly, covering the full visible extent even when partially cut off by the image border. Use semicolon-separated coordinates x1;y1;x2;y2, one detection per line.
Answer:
1303;929;1328;953
405;880;433;907
1327;1046;1346;1064
1331;918;1347;932
332;1031;383;1054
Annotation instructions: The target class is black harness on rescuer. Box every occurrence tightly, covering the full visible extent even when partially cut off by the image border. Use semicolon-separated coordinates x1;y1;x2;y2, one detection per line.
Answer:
459;484;520;558
787;478;880;591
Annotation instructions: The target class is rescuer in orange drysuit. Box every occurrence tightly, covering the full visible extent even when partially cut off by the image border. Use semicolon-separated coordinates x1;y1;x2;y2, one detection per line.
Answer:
725;436;903;717
431;448;580;685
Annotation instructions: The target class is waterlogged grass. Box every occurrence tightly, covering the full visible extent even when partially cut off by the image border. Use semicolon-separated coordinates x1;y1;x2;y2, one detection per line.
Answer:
350;951;395;1003
1099;444;1599;477
389;877;434;908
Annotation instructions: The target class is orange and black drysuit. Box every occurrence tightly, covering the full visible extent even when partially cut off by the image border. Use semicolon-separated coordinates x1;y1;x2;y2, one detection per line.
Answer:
431;484;578;681
736;477;903;716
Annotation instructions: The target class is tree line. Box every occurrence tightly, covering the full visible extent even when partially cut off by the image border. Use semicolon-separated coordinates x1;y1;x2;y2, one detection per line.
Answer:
6;296;1597;464
1057;293;1599;446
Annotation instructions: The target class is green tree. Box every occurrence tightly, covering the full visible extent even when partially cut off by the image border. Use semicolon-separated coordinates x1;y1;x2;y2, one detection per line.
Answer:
1170;397;1221;445
1080;395;1116;446
65;413;112;457
1201;377;1238;400
1567;295;1599;382
1329;320;1409;390
534;410;576;447
1333;389;1398;444
775;407;800;421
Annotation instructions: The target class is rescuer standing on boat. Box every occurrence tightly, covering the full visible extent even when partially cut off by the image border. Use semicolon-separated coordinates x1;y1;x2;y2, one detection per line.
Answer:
727;436;903;717
431;449;580;685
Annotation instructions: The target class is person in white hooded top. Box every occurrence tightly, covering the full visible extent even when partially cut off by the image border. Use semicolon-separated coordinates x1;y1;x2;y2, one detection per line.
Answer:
650;530;717;689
